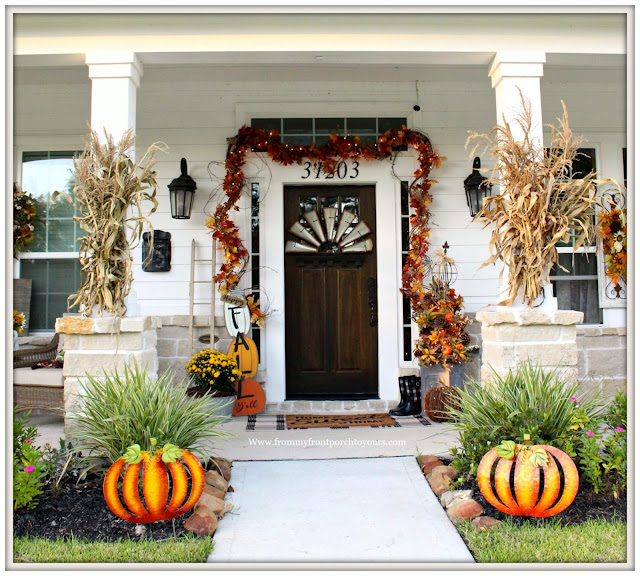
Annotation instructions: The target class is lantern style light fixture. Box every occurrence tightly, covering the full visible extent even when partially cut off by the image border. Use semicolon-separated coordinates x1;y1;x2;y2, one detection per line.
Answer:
169;158;197;219
463;157;493;217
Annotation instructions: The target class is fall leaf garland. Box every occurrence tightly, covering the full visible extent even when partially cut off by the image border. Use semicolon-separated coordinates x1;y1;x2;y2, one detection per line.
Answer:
598;208;627;290
207;125;444;326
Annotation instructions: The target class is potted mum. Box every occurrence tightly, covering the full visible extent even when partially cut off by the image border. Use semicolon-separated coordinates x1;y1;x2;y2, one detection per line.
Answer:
185;349;240;417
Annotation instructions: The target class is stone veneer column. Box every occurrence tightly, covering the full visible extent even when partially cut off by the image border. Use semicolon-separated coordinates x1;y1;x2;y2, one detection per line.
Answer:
55;315;160;436
476;309;583;385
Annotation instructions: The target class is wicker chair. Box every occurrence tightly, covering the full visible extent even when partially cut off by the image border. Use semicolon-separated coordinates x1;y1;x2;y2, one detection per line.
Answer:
13;333;64;415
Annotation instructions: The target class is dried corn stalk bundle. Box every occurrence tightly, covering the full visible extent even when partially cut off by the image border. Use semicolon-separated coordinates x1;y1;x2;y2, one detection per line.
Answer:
466;92;620;306
56;128;167;316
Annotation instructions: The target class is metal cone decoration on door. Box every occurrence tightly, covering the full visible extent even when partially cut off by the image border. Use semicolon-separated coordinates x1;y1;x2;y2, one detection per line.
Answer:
285;206;373;254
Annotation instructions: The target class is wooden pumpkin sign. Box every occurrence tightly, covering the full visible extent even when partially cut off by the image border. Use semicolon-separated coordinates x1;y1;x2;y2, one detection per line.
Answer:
232;378;266;416
226;333;259;378
477;441;579;518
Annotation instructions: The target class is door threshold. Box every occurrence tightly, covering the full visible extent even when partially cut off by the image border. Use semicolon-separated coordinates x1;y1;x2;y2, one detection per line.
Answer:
264;399;393;414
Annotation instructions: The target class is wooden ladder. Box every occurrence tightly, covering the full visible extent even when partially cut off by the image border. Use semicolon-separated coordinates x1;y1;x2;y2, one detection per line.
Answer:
188;238;217;358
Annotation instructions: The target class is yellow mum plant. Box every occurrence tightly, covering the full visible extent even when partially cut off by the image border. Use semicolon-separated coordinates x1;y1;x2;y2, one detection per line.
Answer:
186;349;240;395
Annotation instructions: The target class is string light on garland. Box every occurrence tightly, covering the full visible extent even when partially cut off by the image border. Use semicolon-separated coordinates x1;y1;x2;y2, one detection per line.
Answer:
207;124;445;330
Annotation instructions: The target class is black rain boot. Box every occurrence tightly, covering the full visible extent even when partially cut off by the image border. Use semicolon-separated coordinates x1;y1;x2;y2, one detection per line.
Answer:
389;377;409;416
391;376;422;417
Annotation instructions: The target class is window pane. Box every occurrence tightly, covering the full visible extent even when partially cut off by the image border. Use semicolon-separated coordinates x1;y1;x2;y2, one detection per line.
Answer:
378;117;406;132
552;253;597;277
403;327;413;362
551;279;602;324
282;118;313;134
251;118;281;131
20;258;81;331
571;148;596;179
47;219;78;252
315;118;344;134
346;118;377;134
281;135;310;146
21;152;78;253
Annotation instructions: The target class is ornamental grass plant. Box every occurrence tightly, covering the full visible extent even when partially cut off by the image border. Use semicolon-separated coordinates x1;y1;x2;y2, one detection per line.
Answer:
447;361;604;478
68;362;228;472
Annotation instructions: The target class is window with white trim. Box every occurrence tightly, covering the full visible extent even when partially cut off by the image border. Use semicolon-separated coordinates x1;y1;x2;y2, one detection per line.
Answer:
250;117;407;147
18;151;81;331
549;148;602;324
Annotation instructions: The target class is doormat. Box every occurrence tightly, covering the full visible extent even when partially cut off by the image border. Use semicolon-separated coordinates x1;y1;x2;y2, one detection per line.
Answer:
287;413;397;429
245;413;431;431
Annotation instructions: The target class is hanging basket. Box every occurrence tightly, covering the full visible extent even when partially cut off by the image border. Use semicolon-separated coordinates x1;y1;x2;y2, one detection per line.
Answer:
423;385;461;422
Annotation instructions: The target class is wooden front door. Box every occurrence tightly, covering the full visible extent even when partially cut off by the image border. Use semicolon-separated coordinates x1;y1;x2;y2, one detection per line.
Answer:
284;185;378;399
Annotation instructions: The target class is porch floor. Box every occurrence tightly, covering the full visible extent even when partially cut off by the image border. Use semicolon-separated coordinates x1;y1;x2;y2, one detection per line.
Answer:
28;410;460;461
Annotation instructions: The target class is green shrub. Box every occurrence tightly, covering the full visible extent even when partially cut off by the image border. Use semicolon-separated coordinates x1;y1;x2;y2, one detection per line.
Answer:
68;361;229;472
604;390;627;430
13;410;46;510
447;362;604;479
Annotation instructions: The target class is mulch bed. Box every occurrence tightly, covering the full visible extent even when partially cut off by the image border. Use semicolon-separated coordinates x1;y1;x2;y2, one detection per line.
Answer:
13;471;195;543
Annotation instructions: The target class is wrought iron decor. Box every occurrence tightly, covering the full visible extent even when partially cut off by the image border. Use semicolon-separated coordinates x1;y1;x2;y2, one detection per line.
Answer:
285;206;373;254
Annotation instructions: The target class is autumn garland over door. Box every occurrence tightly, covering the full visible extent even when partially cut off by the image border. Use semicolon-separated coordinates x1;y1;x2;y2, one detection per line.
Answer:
206;126;443;361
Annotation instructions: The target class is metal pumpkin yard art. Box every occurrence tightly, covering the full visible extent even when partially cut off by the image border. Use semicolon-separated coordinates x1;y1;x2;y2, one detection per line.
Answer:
103;441;205;524
477;439;579;518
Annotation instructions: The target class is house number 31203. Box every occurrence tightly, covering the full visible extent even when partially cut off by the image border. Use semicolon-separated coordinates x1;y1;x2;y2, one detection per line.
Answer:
301;160;360;180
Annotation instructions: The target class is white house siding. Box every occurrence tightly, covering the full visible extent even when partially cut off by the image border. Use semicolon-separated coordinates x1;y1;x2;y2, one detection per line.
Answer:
11;17;628;401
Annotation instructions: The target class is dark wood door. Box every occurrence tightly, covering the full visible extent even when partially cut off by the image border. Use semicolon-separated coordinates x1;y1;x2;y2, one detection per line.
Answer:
284;185;378;399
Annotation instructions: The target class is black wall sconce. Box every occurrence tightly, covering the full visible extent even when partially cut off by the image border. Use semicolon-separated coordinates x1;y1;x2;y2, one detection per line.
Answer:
463;157;493;217
168;158;197;219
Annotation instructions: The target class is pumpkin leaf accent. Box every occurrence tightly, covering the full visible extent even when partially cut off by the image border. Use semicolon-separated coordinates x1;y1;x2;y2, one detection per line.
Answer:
495;440;517;460
122;444;142;465
161;443;183;463
529;448;549;467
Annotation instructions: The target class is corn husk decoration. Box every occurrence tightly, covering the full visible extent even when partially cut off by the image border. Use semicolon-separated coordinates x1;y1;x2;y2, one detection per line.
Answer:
466;90;621;307
54;128;168;317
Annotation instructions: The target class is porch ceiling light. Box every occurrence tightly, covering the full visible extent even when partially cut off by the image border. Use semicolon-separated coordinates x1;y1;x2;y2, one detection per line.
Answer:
169;158;197;219
463;156;493;218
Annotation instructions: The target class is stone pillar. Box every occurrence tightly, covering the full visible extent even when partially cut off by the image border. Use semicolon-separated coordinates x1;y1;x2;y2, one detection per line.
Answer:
476;308;583;386
86;51;142;143
55;315;160;437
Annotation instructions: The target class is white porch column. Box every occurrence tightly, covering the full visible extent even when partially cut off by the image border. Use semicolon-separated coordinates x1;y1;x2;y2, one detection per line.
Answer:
489;51;545;147
85;51;142;144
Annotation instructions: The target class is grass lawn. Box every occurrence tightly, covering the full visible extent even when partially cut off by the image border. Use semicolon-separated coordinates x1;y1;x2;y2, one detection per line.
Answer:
13;534;214;564
457;518;627;563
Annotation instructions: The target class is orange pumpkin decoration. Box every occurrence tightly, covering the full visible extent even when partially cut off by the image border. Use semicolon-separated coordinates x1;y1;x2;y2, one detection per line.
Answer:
103;443;205;524
232;378;266;416
477;441;579;518
227;334;259;378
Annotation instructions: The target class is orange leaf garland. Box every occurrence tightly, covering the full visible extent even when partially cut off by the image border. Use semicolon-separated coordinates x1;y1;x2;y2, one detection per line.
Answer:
208;124;444;331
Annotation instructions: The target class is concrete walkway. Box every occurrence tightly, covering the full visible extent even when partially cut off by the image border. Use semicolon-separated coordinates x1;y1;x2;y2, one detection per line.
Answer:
210;457;474;565
25;412;473;565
